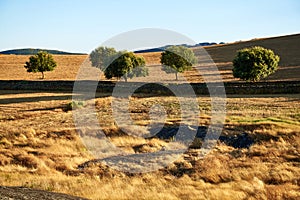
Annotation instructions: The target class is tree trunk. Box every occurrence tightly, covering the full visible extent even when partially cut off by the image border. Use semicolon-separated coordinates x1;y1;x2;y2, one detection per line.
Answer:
175;72;178;81
124;75;128;82
41;71;45;79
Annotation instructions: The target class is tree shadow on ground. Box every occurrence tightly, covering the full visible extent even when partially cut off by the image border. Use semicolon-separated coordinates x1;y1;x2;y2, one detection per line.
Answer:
0;95;74;104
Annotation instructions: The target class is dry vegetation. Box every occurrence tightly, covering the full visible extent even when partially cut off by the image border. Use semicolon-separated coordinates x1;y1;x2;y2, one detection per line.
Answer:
0;54;87;80
0;34;299;199
0;91;299;199
0;34;299;82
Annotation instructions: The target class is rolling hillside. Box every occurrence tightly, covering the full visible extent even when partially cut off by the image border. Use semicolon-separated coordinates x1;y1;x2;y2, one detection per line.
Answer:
202;33;300;66
138;33;300;82
0;34;299;82
199;33;300;82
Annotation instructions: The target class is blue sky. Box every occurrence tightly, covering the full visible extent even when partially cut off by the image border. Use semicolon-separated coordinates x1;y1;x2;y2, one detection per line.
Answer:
0;0;299;53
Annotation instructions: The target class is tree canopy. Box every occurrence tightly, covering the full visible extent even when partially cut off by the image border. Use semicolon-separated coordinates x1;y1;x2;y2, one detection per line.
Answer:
160;46;197;80
90;46;148;82
232;46;280;82
24;51;57;79
89;46;117;70
104;51;148;82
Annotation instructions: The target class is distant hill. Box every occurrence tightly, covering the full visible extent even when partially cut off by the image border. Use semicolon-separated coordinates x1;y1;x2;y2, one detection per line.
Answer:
201;33;300;66
134;42;223;53
0;48;86;55
137;33;300;82
136;33;300;67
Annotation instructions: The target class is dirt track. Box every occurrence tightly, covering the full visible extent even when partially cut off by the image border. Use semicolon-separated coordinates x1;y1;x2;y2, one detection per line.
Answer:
0;186;87;200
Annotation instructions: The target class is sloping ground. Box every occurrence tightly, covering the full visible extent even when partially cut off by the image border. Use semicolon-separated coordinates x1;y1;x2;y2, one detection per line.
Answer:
138;34;300;82
198;34;300;82
203;33;300;66
139;34;300;82
139;33;300;67
0;34;299;82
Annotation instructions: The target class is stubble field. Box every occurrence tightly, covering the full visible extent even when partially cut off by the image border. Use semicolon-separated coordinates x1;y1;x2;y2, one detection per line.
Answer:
0;90;299;199
0;34;300;199
1;34;300;82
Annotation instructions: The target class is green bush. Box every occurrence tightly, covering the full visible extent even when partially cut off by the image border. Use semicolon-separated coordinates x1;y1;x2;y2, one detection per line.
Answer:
90;46;148;82
104;51;148;82
232;46;280;82
160;46;197;80
24;51;57;79
89;46;117;71
64;101;84;112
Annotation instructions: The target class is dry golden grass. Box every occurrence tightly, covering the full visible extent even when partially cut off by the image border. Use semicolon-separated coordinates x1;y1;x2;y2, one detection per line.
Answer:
203;33;300;67
0;34;299;199
0;54;87;80
0;91;299;199
138;52;162;65
0;54;296;82
1;33;300;82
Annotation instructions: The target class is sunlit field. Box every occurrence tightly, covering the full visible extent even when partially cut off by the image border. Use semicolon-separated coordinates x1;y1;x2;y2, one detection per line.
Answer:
0;91;299;199
0;33;299;199
1;33;300;82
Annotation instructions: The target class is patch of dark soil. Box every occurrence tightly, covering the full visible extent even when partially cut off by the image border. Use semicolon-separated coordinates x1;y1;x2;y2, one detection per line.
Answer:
150;125;255;149
219;133;254;148
0;186;87;200
252;133;279;143
151;126;178;140
150;125;206;141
